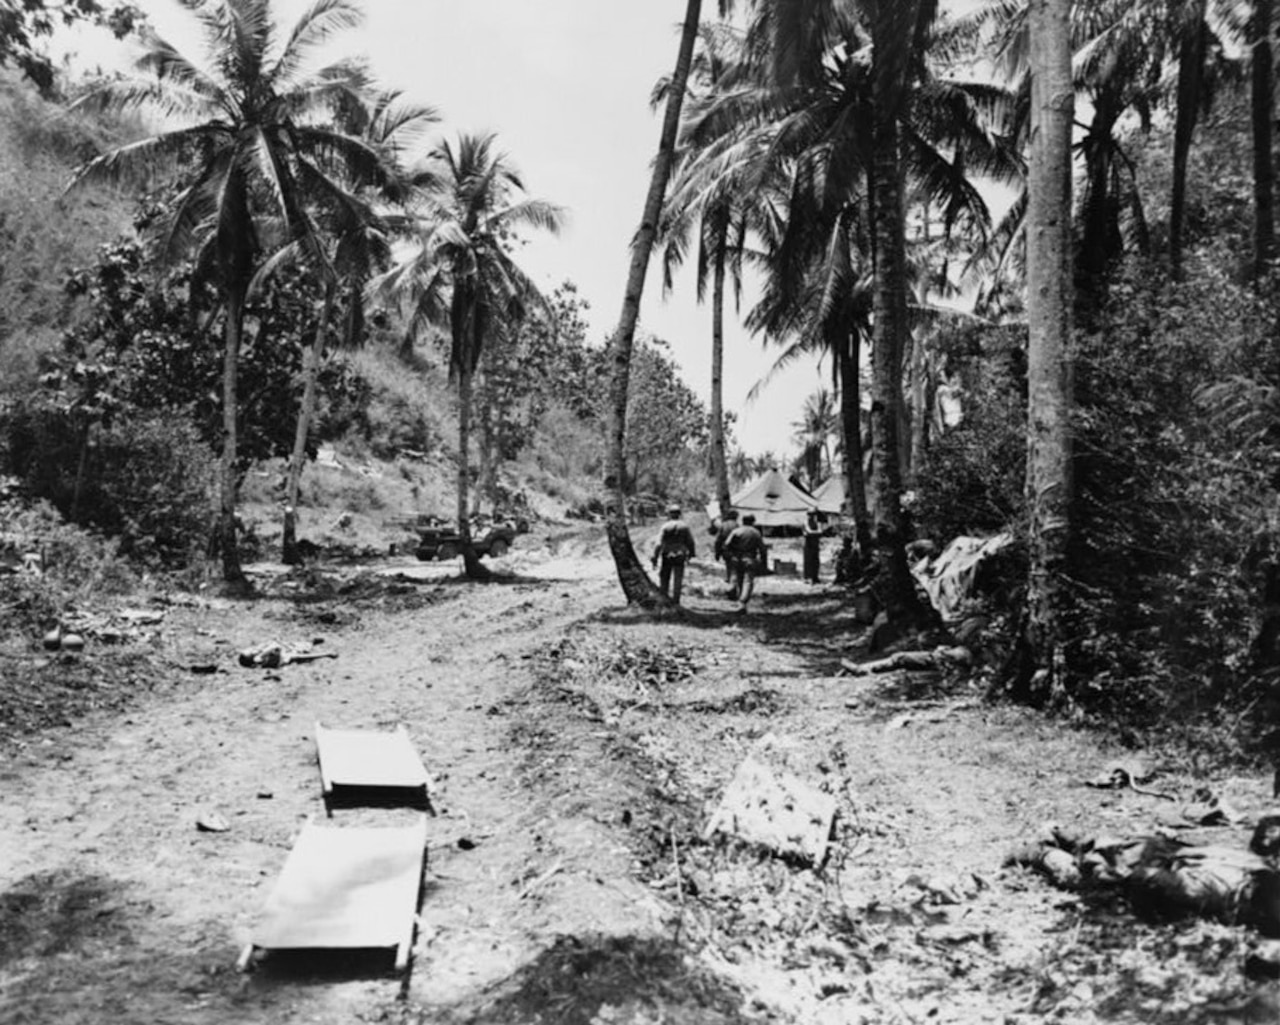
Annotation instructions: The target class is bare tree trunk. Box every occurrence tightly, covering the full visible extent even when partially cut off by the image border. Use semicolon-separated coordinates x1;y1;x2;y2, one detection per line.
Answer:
472;406;491;518
71;417;90;523
1170;0;1207;282
867;0;927;629
836;327;871;557
910;325;931;480
456;361;489;580
282;283;335;566
1254;0;1276;279
709;219;732;515
1024;0;1075;702
219;288;247;587
605;0;702;606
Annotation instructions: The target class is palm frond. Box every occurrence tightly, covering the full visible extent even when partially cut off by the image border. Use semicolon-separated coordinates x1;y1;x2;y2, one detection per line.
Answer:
272;0;365;89
67;124;231;191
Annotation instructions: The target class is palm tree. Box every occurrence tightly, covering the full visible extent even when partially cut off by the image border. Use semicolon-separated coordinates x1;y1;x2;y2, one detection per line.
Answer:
691;0;1012;610
792;387;837;488
379;132;564;577
278;91;438;565
1024;0;1075;702
658;21;754;519
70;0;392;586
604;0;709;606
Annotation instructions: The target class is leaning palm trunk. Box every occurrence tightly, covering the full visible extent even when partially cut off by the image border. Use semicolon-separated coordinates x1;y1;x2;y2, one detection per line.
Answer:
605;0;702;605
1024;0;1075;702
709;223;732;514
1253;0;1276;279
282;283;336;565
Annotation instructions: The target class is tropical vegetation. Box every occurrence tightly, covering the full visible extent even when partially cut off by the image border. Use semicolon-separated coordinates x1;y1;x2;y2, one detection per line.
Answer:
0;0;1279;748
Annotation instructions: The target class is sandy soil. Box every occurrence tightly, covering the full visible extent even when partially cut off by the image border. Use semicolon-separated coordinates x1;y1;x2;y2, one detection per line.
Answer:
2;524;1279;1024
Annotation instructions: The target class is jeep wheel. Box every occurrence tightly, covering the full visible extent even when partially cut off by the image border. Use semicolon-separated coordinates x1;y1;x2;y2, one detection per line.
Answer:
488;539;509;559
437;543;460;561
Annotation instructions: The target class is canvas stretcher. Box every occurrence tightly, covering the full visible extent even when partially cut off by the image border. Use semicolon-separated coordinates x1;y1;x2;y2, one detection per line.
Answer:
237;815;428;972
315;722;432;813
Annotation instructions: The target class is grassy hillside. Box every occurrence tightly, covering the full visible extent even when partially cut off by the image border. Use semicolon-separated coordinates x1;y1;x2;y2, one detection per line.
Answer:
0;72;137;388
0;70;607;559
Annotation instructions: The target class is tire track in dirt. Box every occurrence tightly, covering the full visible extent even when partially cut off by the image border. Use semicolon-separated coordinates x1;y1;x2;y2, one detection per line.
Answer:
0;553;644;1025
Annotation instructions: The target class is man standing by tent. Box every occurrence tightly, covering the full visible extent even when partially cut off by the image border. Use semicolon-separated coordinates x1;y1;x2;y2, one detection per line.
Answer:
724;514;768;613
803;510;823;584
651;504;697;604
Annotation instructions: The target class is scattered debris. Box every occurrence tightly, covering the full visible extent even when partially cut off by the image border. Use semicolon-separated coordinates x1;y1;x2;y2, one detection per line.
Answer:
238;641;338;669
705;733;837;866
195;811;230;833
1084;759;1176;800
911;532;1014;621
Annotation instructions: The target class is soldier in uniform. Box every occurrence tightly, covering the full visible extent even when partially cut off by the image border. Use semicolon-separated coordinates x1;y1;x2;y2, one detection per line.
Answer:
651;504;697;604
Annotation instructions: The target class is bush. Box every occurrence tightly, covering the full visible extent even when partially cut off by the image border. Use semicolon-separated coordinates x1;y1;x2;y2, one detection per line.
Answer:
0;496;138;640
3;402;216;567
1065;257;1277;730
913;325;1026;541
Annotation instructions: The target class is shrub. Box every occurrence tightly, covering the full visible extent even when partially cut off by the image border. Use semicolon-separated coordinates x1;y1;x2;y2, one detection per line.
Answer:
3;402;216;567
913;325;1026;541
0;495;138;640
1064;257;1277;730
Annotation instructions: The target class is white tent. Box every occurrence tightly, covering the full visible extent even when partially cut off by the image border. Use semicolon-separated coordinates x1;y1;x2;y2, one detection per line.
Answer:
811;476;846;515
729;469;818;528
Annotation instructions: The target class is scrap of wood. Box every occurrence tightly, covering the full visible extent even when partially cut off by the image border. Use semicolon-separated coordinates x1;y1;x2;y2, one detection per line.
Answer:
705;749;837;865
239;642;338;669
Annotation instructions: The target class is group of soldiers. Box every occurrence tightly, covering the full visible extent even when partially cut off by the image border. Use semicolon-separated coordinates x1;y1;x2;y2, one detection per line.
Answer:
649;504;770;612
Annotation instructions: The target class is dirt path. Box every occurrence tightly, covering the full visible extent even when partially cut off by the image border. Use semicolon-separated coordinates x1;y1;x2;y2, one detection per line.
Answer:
2;528;1277;1024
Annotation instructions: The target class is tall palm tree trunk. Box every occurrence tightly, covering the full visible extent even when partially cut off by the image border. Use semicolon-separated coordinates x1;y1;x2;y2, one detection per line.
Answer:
709;220;732;514
219;288;247;587
1254;0;1276;279
605;0;702;606
1170;2;1207;282
1024;0;1075;703
282;282;336;565
867;119;923;625
456;360;488;579
866;0;926;628
835;327;870;557
909;330;929;480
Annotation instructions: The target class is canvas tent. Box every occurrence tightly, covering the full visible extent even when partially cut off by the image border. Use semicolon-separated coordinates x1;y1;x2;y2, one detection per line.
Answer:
729;469;818;528
811;476;846;515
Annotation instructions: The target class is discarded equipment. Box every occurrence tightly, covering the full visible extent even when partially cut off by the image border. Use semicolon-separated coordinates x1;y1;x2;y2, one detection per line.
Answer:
315;722;432;814
237;815;428;972
705;733;837;865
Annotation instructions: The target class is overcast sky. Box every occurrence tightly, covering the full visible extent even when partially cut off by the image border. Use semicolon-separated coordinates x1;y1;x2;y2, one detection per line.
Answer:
67;1;842;459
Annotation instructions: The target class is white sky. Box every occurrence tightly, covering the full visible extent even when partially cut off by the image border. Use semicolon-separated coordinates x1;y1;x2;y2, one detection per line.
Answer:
62;1;841;458
355;2;818;460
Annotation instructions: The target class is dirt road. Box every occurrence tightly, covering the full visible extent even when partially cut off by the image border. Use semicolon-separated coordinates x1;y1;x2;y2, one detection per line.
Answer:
2;528;1276;1023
